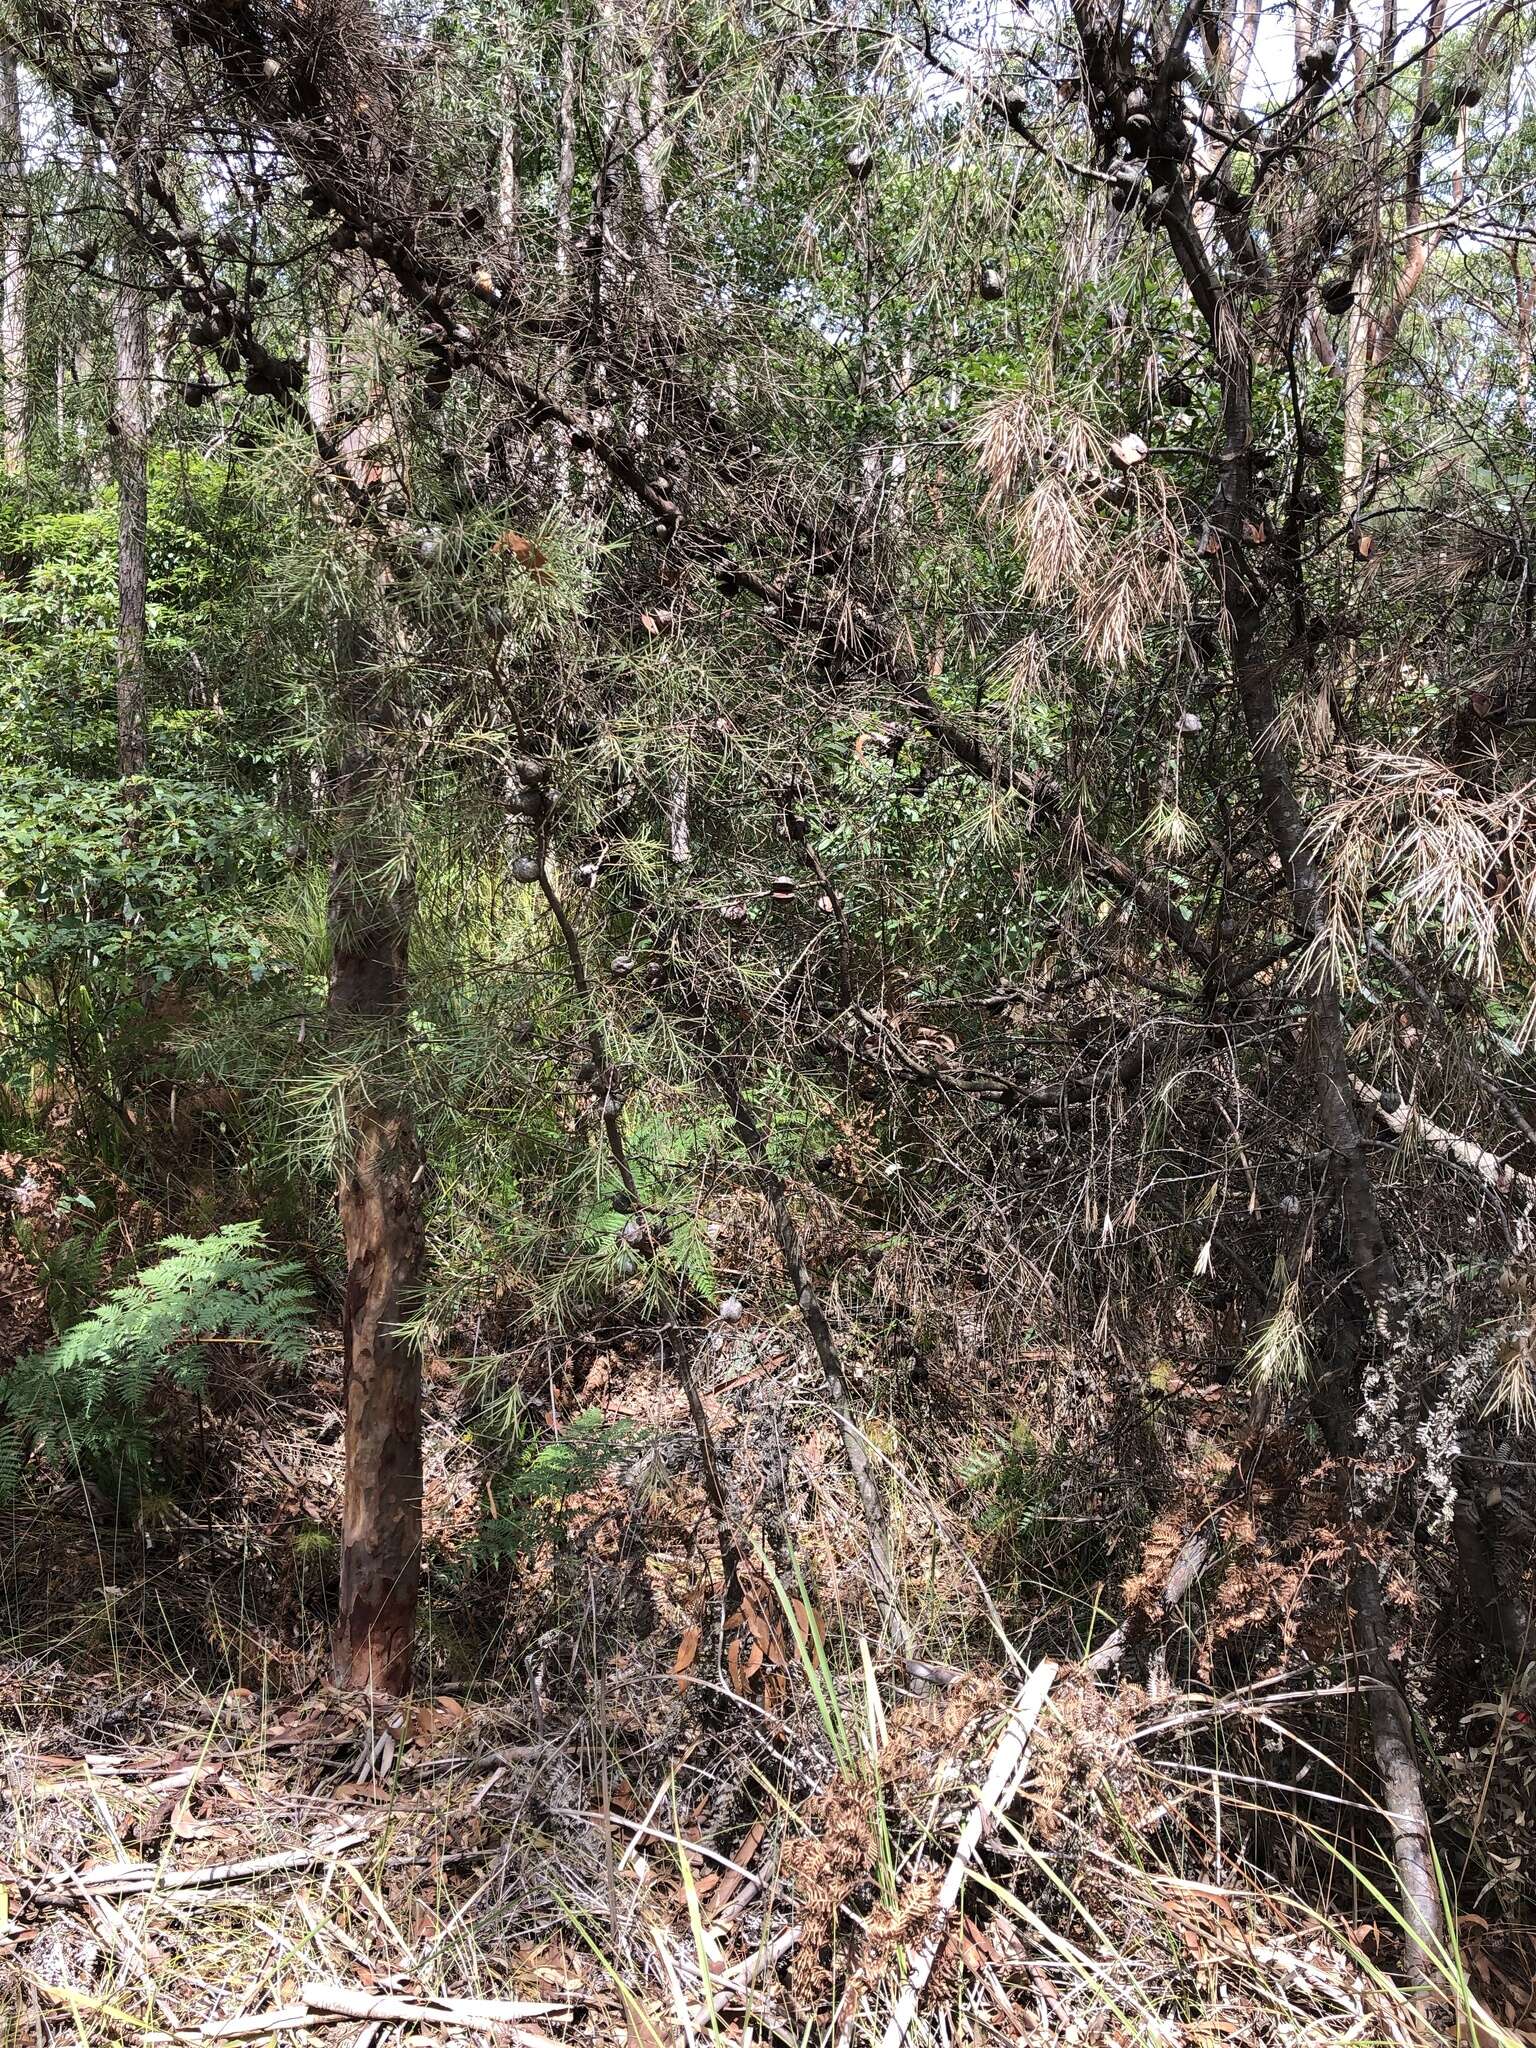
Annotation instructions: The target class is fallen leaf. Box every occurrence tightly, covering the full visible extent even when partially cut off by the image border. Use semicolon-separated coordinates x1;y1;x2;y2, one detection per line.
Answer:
673;1624;701;1692
493;530;552;583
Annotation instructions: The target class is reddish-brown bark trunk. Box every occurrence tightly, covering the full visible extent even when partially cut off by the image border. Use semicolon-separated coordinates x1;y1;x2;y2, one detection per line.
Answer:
328;718;425;1697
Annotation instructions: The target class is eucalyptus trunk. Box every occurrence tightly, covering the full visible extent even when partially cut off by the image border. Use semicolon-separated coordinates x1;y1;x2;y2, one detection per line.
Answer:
111;44;150;777
0;50;28;478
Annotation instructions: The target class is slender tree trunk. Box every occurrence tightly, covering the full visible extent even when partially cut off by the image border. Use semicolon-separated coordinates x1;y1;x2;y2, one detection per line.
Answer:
1143;34;1448;1945
496;43;520;252
328;620;425;1696
111;39;150;777
1230;617;1445;1966
307;324;334;435
0;51;29;479
555;0;576;279
112;274;149;775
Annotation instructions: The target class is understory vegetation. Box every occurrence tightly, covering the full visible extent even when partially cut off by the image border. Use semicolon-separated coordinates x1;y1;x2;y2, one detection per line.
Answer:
1;0;1535;2040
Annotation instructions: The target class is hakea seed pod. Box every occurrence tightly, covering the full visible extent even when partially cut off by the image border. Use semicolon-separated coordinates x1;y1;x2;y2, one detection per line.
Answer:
511;854;540;884
845;141;873;181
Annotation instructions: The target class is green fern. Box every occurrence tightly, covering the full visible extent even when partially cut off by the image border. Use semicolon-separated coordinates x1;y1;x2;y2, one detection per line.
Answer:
15;1217;116;1337
1;1222;311;1500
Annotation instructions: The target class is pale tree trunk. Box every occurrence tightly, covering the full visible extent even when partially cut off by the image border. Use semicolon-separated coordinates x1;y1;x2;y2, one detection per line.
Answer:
0;51;29;479
1338;295;1373;520
112;279;149;774
329;613;425;1697
623;0;668;262
1340;0;1399;518
496;41;519;251
555;0;576;278
307;323;334;435
112;36;150;777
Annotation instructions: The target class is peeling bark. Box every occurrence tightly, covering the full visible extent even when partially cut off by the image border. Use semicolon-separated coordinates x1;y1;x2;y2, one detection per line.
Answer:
328;635;425;1697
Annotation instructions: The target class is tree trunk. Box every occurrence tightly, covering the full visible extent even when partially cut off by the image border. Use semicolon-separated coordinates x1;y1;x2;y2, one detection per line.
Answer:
111;41;150;778
112;276;149;775
1128;6;1449;1947
0;50;28;479
328;629;425;1696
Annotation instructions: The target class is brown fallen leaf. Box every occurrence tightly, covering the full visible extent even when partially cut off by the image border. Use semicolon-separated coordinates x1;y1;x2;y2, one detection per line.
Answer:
493;530;553;583
672;1624;701;1692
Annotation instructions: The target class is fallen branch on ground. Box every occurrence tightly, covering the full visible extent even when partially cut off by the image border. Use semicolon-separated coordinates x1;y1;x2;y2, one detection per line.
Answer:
297;1984;564;2025
1083;1532;1213;1673
878;1660;1059;2048
23;1832;373;1904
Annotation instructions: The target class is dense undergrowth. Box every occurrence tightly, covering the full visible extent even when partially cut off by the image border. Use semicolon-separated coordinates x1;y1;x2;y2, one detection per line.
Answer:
6;0;1536;2036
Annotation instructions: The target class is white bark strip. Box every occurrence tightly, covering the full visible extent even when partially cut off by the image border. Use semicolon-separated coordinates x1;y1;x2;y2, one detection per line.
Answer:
1352;1077;1536;1201
878;1660;1058;2048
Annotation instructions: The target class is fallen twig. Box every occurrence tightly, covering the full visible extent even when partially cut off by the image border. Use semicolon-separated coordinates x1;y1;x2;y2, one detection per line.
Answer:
194;2006;313;2040
26;1832;373;1904
1353;1075;1536;1200
1083;1533;1212;1673
298;1982;563;2025
877;1660;1059;2048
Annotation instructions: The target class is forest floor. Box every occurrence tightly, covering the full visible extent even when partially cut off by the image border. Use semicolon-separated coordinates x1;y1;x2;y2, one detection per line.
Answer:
7;1650;1524;2048
2;1187;1534;2047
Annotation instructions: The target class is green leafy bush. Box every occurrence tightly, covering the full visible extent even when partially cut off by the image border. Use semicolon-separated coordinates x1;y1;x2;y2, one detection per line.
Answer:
0;773;285;1115
0;457;281;779
1;1222;311;1501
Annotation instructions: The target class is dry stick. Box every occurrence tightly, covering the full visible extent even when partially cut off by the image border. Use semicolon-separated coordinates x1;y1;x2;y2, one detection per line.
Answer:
688;1024;914;1661
298;1985;562;2025
26;1831;373;1904
1352;1076;1536;1202
877;1661;1059;2048
1082;1531;1214;1674
191;2007;313;2041
711;1921;804;1995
